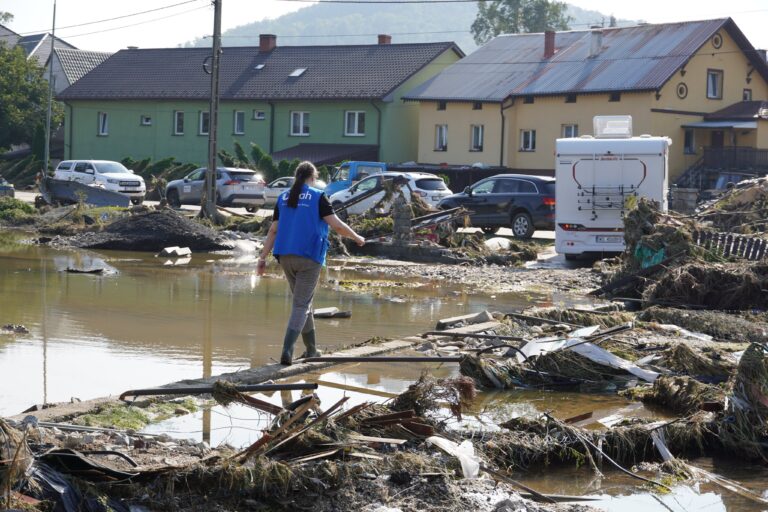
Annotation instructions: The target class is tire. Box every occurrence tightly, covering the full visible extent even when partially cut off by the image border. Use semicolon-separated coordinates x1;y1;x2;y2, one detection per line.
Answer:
511;212;534;239
131;197;143;206
167;189;181;208
481;226;498;235
244;205;256;213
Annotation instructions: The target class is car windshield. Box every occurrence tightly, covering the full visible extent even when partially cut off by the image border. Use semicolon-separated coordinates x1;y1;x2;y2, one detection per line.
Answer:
415;178;447;191
96;162;130;174
227;171;258;182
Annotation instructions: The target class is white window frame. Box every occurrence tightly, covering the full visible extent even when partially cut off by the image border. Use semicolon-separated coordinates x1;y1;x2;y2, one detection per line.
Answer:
561;124;578;138
253;110;266;120
290;111;310;136
434;124;448;151
743;89;752;101
470;124;483;152
140;115;152;126
707;69;723;99
199;111;210;135
233;110;245;135
173;111;184;135
97;112;108;136
520;129;536;151
344;111;366;136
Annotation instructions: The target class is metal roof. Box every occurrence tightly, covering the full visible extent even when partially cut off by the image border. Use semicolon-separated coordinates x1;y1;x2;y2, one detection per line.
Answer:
404;18;768;102
54;48;112;86
682;121;757;129
17;33;77;66
58;42;463;101
704;101;768;121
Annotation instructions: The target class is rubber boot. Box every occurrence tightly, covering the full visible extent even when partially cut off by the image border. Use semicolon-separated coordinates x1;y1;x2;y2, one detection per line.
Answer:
280;328;301;365
300;330;322;359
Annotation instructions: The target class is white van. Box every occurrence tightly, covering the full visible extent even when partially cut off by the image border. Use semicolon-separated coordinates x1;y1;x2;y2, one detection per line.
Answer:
54;160;147;205
555;116;671;259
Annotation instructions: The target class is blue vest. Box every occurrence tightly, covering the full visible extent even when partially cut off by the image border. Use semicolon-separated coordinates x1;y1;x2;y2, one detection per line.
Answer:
273;185;330;265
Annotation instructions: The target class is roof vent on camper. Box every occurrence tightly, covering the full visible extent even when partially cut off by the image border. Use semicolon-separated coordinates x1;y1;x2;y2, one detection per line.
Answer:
593;115;633;138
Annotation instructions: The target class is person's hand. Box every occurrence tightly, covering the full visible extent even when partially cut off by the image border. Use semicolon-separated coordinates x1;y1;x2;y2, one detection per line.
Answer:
256;257;267;276
354;234;365;246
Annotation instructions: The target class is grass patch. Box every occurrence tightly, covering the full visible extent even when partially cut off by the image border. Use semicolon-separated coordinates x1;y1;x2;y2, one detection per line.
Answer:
74;398;199;430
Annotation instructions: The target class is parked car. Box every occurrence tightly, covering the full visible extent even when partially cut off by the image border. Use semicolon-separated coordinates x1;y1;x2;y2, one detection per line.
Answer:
53;160;146;204
0;176;14;198
437;174;555;239
165;167;265;211
262;177;327;208
329;172;452;217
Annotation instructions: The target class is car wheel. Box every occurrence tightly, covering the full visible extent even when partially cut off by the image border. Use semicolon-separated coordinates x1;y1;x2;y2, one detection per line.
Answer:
481;226;498;235
131;198;143;206
244;205;256;213
511;212;534;239
167;189;181;208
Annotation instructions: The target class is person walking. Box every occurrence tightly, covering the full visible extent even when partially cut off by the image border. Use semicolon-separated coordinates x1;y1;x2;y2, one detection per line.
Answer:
257;162;365;365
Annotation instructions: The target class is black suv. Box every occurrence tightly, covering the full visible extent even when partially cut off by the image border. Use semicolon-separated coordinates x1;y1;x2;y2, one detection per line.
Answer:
437;174;555;238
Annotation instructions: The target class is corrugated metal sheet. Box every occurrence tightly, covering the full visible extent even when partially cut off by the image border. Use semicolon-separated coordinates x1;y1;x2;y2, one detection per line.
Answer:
405;18;734;101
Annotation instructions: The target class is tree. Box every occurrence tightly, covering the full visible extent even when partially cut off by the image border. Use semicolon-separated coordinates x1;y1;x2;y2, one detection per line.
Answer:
0;11;13;24
0;44;62;151
471;0;571;45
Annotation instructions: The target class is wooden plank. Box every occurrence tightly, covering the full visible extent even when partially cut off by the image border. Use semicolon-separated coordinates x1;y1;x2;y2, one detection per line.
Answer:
745;238;755;260
333;402;374;422
348;451;384;461
315;379;401;399
347;434;408;445
401;421;435;437
724;234;733;257
564;411;593;424
288;448;340;464
361;410;416;424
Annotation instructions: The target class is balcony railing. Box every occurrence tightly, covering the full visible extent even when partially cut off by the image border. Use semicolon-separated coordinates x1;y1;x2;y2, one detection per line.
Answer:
702;146;768;172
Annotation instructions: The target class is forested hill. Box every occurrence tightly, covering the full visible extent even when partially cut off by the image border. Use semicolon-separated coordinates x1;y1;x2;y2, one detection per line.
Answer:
184;3;633;54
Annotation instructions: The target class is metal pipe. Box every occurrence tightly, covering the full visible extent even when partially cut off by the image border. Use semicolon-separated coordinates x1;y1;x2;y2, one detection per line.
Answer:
119;382;317;400
44;0;57;174
303;356;462;363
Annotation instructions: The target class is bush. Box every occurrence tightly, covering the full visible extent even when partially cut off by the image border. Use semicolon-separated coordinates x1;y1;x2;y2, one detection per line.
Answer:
0;197;35;214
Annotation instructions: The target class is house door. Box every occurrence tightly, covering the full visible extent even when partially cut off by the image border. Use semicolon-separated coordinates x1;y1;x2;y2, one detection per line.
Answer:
710;130;724;148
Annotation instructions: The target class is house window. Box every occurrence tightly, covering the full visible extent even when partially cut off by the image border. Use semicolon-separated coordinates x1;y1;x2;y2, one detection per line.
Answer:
437;101;447;111
472;102;482;110
565;94;577;103
233;110;245;135
743;89;752;101
470;124;484;151
199;111;210;135
562;124;578;138
97;112;108;136
290;111;310;136
609;92;621;102
345;111;366;136
520;129;536;151
173;111;184;135
434;124;447;151
140;115;152;126
523;96;534;104
684;129;696;154
707;69;723;99
253;110;266;120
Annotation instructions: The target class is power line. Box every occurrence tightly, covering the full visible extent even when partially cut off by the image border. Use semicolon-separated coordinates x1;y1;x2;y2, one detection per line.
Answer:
276;0;483;3
18;0;206;35
57;5;211;39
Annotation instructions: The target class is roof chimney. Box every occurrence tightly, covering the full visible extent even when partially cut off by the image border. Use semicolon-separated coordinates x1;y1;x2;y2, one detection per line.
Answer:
544;30;555;59
378;34;392;45
259;34;276;53
589;29;603;58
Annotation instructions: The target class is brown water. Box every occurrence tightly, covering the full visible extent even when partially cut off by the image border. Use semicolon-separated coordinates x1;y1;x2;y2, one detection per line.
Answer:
0;230;565;416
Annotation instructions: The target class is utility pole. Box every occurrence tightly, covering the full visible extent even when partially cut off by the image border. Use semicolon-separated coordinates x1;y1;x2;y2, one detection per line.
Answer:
43;0;56;175
201;0;223;221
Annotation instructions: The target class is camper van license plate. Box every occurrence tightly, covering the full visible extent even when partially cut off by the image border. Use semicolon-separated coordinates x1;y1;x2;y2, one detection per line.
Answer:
596;235;622;244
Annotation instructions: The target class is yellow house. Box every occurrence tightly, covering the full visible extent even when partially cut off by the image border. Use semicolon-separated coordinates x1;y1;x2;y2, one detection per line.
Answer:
404;18;768;186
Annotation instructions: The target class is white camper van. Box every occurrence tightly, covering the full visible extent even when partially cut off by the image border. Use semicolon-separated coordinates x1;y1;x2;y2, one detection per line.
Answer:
555;116;672;259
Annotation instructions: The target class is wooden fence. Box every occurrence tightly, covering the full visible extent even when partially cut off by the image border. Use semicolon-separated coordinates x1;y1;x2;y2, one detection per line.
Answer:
693;231;768;261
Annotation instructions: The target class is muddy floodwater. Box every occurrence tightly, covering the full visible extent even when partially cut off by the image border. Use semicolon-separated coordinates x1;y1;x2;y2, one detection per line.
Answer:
0;230;570;416
2;230;766;511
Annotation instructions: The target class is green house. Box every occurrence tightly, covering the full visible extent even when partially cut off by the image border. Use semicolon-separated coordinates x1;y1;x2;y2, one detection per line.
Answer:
57;35;463;166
